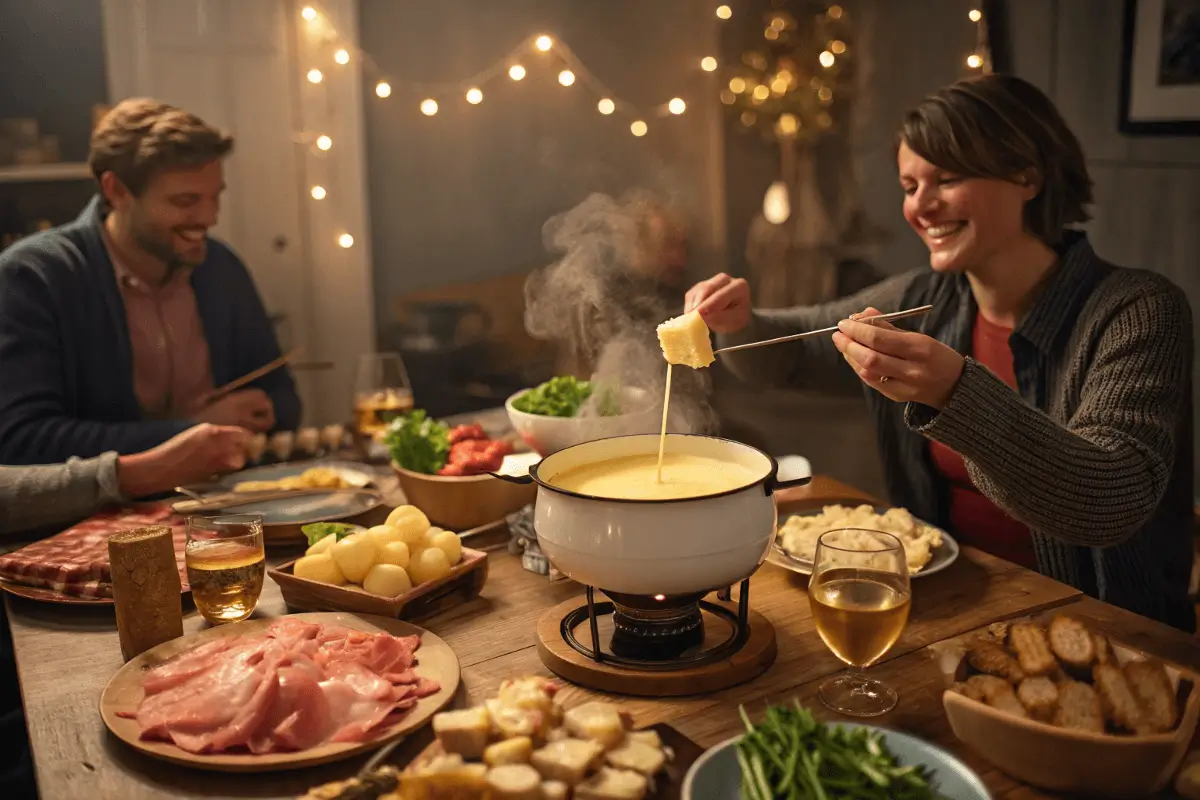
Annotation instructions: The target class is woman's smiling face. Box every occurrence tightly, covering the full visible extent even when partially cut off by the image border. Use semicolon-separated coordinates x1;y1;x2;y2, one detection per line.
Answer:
898;140;1036;274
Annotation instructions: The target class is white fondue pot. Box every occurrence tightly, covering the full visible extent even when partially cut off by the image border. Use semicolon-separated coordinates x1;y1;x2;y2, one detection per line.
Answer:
493;434;811;596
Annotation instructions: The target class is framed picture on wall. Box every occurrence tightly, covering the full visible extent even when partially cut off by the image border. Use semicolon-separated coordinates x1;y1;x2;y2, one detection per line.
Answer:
1120;0;1200;135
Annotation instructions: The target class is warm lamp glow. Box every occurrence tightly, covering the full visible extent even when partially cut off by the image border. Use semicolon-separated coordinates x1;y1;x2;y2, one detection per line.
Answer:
630;120;648;136
509;64;526;81
729;77;747;93
819;50;836;67
301;6;316;21
307;69;323;84
763;181;790;224
535;35;552;52
316;135;332;151
752;84;770;101
716;5;732;20
701;56;718;72
466;87;483;104
334;49;350;65
310;185;327;200
338;233;354;248
420;98;438;116
831;40;846;54
668;97;686;115
969;9;982;22
558;70;575;86
967;54;983;68
375;81;392;98
597;98;615;115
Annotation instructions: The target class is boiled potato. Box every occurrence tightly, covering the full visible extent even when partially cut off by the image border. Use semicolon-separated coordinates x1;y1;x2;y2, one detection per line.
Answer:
422;526;446;546
377;540;411;569
331;533;378;583
429;529;463;565
362;563;413;597
386;505;431;545
365;524;403;548
293;553;346;585
409;546;451;585
306;534;338;557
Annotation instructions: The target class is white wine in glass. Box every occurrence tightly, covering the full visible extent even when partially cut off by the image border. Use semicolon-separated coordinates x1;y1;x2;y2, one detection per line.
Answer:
353;352;414;442
808;528;911;717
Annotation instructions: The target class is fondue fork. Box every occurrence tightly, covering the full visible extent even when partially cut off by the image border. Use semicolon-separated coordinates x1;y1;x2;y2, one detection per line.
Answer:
712;305;934;356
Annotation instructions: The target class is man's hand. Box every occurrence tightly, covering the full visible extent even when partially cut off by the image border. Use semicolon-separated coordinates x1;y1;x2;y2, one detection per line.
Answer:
117;424;250;498
193;388;275;433
683;273;752;333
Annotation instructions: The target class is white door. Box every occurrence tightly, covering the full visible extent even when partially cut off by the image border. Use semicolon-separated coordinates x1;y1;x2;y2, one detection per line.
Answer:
101;0;375;427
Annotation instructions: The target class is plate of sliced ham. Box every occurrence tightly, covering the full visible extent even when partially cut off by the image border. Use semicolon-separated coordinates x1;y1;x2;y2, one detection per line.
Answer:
100;612;459;771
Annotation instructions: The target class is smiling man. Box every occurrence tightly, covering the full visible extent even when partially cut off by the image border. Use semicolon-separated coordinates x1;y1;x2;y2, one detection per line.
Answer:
0;99;301;464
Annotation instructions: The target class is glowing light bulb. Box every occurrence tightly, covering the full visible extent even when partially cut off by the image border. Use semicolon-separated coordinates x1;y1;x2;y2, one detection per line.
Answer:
765;27;780;41
535;35;552;52
668;97;686;115
420;98;438;116
509;64;526;81
729;77;747;93
701;56;718;72
763;181;790;224
558;70;575;86
630;120;648;137
969;9;982;22
301;6;316;20
777;113;799;135
716;5;732;20
307;68;323;84
316;135;332;151
828;5;844;19
338;233;354;248
334;49;350;65
597;98;615;115
967;54;983;68
752;84;770;101
310;185;327;200
819;50;836;68
466;87;483;104
831;40;846;54
375;81;392;98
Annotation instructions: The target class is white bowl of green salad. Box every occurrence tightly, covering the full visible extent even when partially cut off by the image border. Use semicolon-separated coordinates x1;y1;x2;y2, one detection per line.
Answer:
505;376;660;456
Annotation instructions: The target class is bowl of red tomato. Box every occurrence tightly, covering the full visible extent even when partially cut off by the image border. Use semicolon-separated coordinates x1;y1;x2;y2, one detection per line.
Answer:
386;411;536;530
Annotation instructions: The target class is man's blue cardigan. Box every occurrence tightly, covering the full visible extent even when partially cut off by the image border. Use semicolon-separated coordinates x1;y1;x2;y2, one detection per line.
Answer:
0;196;302;464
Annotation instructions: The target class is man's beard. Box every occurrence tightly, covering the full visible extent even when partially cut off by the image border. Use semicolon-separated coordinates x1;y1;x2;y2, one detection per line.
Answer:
130;216;202;281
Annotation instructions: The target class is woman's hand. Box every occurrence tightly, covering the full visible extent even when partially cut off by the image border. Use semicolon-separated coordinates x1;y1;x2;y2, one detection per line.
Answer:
683;273;752;333
832;308;965;410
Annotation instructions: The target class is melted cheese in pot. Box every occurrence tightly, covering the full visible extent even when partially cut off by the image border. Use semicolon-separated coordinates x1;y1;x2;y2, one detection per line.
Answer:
549;453;758;500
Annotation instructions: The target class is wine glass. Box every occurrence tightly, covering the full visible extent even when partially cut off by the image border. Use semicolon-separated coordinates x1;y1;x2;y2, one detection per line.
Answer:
184;514;266;625
808;528;912;717
352;352;414;444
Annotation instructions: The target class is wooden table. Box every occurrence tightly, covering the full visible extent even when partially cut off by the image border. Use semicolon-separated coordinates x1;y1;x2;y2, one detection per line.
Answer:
7;476;1200;799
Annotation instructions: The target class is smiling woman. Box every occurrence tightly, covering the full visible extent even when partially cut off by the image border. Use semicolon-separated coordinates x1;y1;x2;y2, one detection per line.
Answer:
685;74;1196;633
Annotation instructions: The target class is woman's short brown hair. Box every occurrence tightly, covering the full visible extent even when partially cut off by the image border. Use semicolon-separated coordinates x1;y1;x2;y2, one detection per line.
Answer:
896;74;1093;246
89;98;234;196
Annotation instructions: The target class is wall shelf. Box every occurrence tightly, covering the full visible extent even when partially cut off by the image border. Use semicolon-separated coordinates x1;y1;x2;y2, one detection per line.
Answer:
0;162;92;184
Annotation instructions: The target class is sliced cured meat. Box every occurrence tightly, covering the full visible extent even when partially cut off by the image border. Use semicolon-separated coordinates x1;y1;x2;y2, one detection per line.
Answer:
123;619;440;755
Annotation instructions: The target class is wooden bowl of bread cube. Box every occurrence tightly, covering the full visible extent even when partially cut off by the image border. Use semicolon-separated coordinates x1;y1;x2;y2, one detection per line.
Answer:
939;612;1200;797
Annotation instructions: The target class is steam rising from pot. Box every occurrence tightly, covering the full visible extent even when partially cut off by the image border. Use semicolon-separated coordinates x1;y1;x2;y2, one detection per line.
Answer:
523;191;717;434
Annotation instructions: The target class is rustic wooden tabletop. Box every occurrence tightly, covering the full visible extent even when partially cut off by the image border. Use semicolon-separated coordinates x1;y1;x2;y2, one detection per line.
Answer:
6;474;1200;799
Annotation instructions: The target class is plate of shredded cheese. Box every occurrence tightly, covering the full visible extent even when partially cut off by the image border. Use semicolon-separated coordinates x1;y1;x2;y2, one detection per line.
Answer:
768;504;959;577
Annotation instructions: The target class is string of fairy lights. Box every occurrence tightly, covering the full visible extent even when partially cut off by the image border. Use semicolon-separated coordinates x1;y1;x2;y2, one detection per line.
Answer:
296;2;988;249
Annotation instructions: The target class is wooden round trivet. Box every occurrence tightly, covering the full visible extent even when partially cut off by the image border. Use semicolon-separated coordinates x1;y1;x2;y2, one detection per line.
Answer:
536;596;777;697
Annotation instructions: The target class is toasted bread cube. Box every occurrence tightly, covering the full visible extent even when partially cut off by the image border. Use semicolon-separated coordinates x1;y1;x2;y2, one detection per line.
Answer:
545;727;570;743
397;767;489;800
498;676;560;715
485;736;534;767
605;740;665;776
540;781;569;800
623;730;662;749
564;702;626;748
432;706;491;759
1017;676;1059;722
487;698;544;740
656;312;715;369
485;764;542;800
530;739;605;786
575;767;650;800
1125;659;1179;734
1054;679;1105;733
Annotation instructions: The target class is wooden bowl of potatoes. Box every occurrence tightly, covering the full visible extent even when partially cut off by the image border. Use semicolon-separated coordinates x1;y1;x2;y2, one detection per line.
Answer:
938;612;1200;797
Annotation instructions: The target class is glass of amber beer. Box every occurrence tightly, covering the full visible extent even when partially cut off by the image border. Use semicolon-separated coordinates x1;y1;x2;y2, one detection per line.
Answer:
185;514;266;624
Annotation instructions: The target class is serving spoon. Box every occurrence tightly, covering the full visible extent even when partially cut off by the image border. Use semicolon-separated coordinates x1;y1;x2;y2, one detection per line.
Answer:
712;304;934;356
